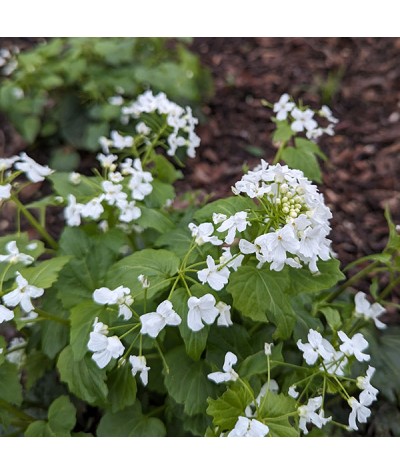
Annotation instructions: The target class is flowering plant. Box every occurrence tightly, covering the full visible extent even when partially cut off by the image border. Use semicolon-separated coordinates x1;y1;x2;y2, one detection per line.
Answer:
0;91;398;437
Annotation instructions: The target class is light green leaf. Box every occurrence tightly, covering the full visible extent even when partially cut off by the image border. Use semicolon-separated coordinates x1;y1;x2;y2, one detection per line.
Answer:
207;383;253;431
70;301;98;361
153;154;183;184
25;421;53;437
107;364;137;413
282;146;322;183
106;249;179;302
137;207;175;233
24;351;52;390
238;344;283;379
319;306;341;331
164;346;217;416
97;401;166;437
258;392;299;437
193;196;256;224
57;346;108;405
48;172;101;199
20;256;70;289
0;362;23;406
144;179;175;208
48;395;76;435
272;120;295;143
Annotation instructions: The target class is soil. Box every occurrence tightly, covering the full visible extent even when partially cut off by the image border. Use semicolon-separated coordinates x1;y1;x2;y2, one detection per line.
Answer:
1;37;399;323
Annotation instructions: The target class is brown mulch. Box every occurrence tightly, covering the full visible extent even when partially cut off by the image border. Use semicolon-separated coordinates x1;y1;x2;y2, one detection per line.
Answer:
1;38;399;319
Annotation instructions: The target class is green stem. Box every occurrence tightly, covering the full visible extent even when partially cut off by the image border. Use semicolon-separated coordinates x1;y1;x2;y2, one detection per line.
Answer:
0;262;12;293
272;141;286;165
35;308;69;326
12;196;58;250
155;340;169;374
258;354;271;416
379;274;400;300
119;323;140;340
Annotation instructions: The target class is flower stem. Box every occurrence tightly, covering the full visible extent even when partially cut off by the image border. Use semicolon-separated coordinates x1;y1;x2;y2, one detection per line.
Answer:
35;308;69;326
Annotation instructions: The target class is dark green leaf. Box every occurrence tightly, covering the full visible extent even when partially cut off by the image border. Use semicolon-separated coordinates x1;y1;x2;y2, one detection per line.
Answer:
48;395;76;435
107;364;137;413
0;362;23;406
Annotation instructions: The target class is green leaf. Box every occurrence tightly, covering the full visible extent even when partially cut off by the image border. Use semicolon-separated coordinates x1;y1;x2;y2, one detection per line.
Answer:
97;401;166;436
107;364;137;413
207;383;253;431
171;288;209;361
155;227;196;260
282;146;322;183
48;395;77;435
238;344;283;379
19;116;41;143
193;196;256;223
106;249;179;302
144;179;175;208
20;256;70;289
258;392;299;437
57;346;108;405
48;172;101;199
25;421;53;437
272;120;295;143
227;265;295;338
70;301;98;361
164;346;217;416
285;259;345;295
137;207;175;233
0;362;23;406
153;154;183;184
319;306;341;331
24;351;52;390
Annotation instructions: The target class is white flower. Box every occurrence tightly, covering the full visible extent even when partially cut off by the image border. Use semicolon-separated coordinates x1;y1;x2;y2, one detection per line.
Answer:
291;108;318;133
288;385;299;399
188;222;222;246
298;396;331;434
87;319;124;369
5;337;26;367
319;105;338;124
197;255;230;291
187;294;219;332
99;137;111;154
245;380;280;417
0;183;11;200
212;213;227;224
338;331;370;362
264;342;273;356
127;159;153;201
2;272;44;312
136;121;151;135
108;95;124;106
69;172;81;185
118;200;141;223
228;416;269;437
129;355;150;386
80;196;105;220
262;224;300;271
14;153;53;182
102;180;127;207
220;248;244;271
348;393;372;431
217;211;249;245
354;291;386;330
273;93;295;121
93;286;133;320
0;304;14;323
216;301;232;327
208;351;239;384
140;300;181;338
138;274;150;289
110;130;133;150
108;171;124;183
0;241;34;265
97;153;118;169
64;194;83;227
0;156;18;171
357;366;379;405
297;329;335;365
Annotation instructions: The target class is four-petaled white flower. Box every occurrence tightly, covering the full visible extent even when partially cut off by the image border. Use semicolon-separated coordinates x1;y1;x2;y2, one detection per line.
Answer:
228;416;269;437
290;108;318;133
188;222;222;246
136;122;151;135
102;181;128;207
217;211;249;245
187;294;219;331
14;152;53;182
118;201;141;223
64;194;83;227
354;291;386;330
80;196;105;220
0;304;14;324
288;385;299;399
140;300;181;338
220;248;244;272
297;329;335;365
338;331;370;362
97;153;118;169
0;241;34;265
0;183;11;200
262;224;300;271
197;255;230;291
319;105;339;124
208;351;239;384
348;393;372;431
93;286;133;320
87;318;124;369
2;272;44;312
129;355;150;386
298;396;331;434
273;93;295;121
216;301;233;327
357;366;378;405
110;130;134;150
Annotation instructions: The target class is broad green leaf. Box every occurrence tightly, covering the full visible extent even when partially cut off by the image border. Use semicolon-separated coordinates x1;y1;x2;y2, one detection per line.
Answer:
153;154;183;184
0;362;23;406
295;138;328;161
183;413;211;436
106;249;179;302
319;306;341;331
282;146;322;183
258;392;299;437
19;116;41;143
272;120;294;143
40;288;69;359
48;172;101;199
238;343;283;379
171;288;209;361
20;256;70;289
285;258;345;295
227;265;295;338
144;179;175;208
57;346;108;405
155;227;202;262
70;301;98;361
97;401;166;437
48;395;76;435
24;351;52;390
207;383;253;431
25;421;53;437
164;346;217;416
193;196;256;224
107;364;137;413
137;207;175;233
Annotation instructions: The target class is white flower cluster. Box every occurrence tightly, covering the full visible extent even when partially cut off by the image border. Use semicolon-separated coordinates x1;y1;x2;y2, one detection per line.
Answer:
64;156;151;227
121;90;200;158
273;93;338;140
236;161;332;272
297;328;378;431
0;153;53;198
